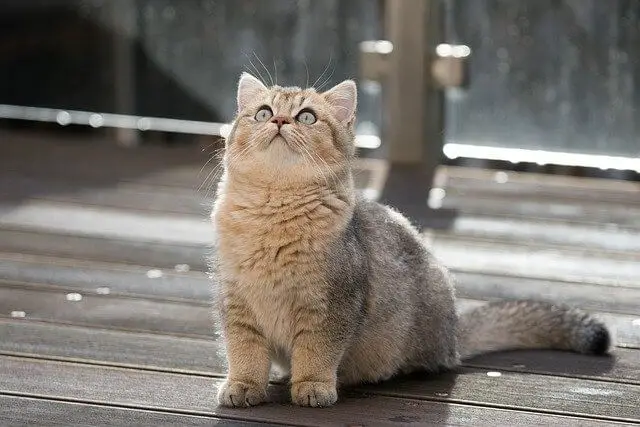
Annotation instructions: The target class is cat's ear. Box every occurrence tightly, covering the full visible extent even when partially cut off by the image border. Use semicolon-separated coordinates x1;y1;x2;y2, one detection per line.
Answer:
237;72;267;112
323;80;357;123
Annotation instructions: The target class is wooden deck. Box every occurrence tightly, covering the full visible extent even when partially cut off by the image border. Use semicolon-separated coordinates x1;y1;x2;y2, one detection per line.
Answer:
1;131;639;426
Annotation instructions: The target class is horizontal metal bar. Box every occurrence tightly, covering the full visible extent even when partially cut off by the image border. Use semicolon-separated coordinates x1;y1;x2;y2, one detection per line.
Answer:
0;104;225;136
0;104;379;149
444;143;640;172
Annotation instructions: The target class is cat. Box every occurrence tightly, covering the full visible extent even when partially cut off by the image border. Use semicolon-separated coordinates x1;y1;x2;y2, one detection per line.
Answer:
209;72;610;408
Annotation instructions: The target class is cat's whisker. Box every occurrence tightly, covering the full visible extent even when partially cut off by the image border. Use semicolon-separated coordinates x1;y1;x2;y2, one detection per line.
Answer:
199;152;228;200
273;58;278;86
316;62;336;91
311;150;341;187
253;52;274;87
244;52;268;85
312;54;332;89
298;142;330;188
198;146;224;177
289;129;332;188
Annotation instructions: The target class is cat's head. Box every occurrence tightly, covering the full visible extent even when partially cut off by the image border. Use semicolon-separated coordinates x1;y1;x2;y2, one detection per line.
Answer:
224;72;357;186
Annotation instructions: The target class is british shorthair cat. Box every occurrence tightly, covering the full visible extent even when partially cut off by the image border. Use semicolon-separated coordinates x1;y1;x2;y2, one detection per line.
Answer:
210;73;610;408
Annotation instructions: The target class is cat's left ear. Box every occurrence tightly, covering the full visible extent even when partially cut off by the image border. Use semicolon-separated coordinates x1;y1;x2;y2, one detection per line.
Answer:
323;80;357;123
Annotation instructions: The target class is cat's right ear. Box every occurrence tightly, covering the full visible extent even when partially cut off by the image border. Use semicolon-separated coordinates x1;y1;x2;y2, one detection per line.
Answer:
322;80;357;124
237;73;267;113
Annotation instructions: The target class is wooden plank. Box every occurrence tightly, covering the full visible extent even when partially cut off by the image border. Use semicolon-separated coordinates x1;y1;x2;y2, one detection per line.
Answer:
0;229;207;271
4;253;639;317
0;355;633;426
432;237;640;288
3;202;640;289
0;287;214;338
0;319;226;374
446;215;640;255
444;180;640;207
464;349;640;386
439;167;640;205
0;395;273;427
359;366;640;422
454;271;640;316
1;254;637;323
441;192;640;229
0;173;212;216
440;166;640;194
0;131;209;190
1;167;376;217
0;253;211;301
0;202;214;245
1;285;638;347
2;318;639;386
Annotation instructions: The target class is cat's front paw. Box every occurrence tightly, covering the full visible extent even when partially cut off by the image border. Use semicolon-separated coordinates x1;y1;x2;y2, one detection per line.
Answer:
217;380;267;408
291;381;338;407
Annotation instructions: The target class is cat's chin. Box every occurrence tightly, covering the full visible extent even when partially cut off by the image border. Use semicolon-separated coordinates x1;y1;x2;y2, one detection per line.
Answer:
267;135;301;158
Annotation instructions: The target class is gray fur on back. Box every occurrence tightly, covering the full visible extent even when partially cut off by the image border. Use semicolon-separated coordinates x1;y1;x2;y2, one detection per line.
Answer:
321;196;609;385
323;197;458;385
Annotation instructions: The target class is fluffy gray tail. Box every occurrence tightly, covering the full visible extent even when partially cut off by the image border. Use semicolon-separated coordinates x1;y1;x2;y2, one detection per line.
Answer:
457;300;611;360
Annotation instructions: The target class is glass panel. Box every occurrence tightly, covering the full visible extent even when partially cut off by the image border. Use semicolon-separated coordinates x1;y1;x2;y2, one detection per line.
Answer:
0;0;381;127
444;0;640;157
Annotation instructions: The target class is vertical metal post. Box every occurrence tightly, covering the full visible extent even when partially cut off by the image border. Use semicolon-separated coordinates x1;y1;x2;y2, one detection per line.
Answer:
110;0;139;147
377;0;456;229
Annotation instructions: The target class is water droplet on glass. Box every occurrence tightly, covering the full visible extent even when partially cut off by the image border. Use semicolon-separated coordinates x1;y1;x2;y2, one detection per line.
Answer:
174;264;190;273
162;6;176;20
487;371;502;377
496;47;509;60
146;269;164;279
96;287;111;295
10;310;26;318
498;62;511;74
66;293;83;302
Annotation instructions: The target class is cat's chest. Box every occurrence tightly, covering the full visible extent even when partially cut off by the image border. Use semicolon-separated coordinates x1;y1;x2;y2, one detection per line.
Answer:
238;282;312;348
215;203;336;283
221;222;321;280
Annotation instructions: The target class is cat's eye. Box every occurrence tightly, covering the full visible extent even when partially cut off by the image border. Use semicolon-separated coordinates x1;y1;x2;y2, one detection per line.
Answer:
255;106;273;122
296;109;317;125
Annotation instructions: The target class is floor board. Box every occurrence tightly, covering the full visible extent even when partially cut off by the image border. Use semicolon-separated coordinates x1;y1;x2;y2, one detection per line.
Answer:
2;285;638;347
0;395;276;427
0;286;215;338
2;133;639;424
2;253;639;316
0;355;634;426
2;318;638;385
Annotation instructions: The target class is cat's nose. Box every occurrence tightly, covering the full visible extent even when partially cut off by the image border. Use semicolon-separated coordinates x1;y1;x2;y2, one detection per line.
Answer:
271;116;291;128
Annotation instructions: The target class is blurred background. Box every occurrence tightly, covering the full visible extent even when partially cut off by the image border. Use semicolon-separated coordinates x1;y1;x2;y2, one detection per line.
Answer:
1;0;639;224
2;0;639;169
1;1;640;423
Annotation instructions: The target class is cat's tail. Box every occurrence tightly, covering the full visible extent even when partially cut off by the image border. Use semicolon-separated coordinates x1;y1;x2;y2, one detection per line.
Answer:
457;299;611;360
